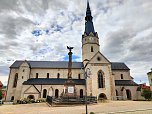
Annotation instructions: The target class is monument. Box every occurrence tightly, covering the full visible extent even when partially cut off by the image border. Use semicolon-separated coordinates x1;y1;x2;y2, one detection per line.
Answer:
62;46;77;97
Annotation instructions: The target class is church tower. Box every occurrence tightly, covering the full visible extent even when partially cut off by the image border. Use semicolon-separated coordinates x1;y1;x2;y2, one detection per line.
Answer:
82;1;100;64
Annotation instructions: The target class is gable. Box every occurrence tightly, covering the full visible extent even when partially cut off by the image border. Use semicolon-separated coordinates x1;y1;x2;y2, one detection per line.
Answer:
20;61;30;68
24;85;40;94
88;51;110;64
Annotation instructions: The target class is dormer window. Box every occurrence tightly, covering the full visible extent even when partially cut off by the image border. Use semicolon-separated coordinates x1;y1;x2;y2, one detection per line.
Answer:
91;46;94;52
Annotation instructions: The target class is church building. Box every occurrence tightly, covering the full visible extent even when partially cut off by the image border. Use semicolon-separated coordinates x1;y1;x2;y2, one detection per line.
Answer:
6;1;140;102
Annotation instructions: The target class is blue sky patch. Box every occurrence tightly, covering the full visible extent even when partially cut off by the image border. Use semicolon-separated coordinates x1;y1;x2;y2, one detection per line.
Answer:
51;24;63;32
63;54;80;61
32;30;42;36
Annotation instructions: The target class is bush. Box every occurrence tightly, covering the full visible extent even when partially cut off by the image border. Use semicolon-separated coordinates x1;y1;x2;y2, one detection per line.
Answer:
16;98;46;104
90;112;95;114
36;98;46;103
0;91;2;100
141;89;152;100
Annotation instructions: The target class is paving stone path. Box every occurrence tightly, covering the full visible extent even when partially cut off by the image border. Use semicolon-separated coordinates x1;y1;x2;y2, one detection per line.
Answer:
0;101;152;114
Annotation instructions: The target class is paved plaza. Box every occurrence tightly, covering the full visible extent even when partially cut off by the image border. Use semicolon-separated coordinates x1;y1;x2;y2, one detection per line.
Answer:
0;101;152;114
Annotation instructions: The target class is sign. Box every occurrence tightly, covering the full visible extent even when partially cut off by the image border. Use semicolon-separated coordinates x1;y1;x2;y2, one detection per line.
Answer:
68;86;74;93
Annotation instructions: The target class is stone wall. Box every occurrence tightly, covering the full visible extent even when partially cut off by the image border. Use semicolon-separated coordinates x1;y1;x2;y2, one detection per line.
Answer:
112;70;132;80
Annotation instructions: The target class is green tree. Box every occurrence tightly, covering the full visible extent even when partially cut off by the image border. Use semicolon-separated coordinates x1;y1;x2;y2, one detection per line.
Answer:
141;89;152;100
0;90;2;100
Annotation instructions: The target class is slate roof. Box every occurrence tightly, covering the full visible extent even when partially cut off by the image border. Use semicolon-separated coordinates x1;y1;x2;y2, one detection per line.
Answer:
111;62;130;70
85;1;95;35
10;61;130;70
115;80;138;86
23;78;85;85
10;61;84;69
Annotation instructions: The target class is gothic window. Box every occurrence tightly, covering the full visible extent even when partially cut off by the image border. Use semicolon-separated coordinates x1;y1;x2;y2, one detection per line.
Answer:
91;46;94;52
55;89;59;98
57;73;60;78
47;73;49;78
78;74;81;79
36;73;38;78
43;89;47;98
13;73;18;88
121;74;123;79
98;71;105;88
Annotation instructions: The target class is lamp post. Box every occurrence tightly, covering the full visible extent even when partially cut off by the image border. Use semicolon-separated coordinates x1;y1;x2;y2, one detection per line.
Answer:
82;68;91;114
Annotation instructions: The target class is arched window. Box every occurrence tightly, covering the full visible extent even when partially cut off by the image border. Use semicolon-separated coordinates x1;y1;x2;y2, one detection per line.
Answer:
91;46;94;52
55;89;59;98
43;89;47;98
47;73;49;78
57;73;60;78
80;89;83;98
116;90;118;96
78;74;81;79
98;71;105;88
13;73;18;88
36;73;38;78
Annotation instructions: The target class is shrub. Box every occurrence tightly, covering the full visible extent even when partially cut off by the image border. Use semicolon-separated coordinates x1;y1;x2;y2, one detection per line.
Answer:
16;98;46;104
0;90;2;100
141;89;152;100
36;98;46;103
90;112;95;114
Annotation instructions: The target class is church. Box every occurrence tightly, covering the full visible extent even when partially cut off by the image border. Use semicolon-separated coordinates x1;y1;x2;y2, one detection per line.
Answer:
6;1;141;102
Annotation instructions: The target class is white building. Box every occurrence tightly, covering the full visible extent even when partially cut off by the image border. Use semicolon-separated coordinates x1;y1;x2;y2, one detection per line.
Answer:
6;1;140;102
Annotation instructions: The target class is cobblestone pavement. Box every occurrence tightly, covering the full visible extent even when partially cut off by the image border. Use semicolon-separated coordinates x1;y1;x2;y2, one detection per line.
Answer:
0;101;152;114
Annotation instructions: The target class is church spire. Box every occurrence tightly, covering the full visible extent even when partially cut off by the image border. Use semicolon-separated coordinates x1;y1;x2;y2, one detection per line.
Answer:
84;0;95;35
86;0;92;19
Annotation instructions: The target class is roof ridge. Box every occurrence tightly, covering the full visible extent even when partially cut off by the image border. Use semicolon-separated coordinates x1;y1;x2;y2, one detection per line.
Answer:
111;62;125;63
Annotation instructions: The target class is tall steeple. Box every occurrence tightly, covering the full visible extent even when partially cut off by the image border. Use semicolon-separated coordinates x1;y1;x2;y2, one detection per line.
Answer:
84;0;96;36
82;0;100;63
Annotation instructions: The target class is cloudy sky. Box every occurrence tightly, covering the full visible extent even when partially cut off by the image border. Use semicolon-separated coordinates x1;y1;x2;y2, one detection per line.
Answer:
0;0;152;86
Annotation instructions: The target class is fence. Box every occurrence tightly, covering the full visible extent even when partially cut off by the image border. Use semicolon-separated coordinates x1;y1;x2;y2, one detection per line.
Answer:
46;96;97;105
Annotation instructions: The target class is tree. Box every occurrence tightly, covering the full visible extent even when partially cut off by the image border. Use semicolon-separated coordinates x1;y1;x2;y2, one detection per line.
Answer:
0;90;2;100
141;89;152;100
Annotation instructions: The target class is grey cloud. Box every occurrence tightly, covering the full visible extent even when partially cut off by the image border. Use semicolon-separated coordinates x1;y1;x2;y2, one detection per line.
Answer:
0;0;18;11
0;0;152;86
0;66;9;76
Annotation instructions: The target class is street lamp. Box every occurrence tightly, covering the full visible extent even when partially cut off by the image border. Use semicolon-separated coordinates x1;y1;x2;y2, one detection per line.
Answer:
81;67;91;114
